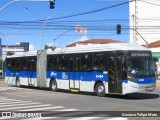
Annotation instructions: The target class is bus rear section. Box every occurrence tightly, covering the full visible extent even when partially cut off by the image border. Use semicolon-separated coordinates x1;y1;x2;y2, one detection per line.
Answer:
5;50;47;88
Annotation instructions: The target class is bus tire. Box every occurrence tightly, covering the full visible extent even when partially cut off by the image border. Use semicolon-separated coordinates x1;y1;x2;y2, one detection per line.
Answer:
50;80;58;92
95;83;105;97
16;78;20;87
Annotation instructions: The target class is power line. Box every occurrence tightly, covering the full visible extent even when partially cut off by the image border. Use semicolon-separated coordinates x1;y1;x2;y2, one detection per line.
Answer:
49;0;134;21
139;0;160;7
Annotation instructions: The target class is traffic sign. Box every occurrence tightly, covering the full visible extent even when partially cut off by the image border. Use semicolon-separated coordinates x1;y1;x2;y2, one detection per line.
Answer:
75;25;87;34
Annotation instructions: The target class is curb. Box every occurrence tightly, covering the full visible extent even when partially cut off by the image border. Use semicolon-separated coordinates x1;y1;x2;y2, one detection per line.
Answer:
156;80;160;87
0;80;5;84
156;83;160;87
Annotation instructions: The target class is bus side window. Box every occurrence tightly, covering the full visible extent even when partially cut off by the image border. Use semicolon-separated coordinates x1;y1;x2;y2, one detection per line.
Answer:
22;58;27;70
93;53;105;71
17;58;22;70
75;57;80;71
10;58;16;70
32;57;36;70
58;55;68;71
27;57;36;70
48;55;58;70
81;54;92;71
6;58;11;68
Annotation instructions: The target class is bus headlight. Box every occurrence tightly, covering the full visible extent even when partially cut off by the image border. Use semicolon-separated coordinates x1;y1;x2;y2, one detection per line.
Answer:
128;76;137;83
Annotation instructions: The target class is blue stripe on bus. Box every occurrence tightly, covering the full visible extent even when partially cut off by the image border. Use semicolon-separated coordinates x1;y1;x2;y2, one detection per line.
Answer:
122;80;128;83
47;70;108;82
6;68;108;82
136;77;156;84
5;68;156;85
5;68;37;78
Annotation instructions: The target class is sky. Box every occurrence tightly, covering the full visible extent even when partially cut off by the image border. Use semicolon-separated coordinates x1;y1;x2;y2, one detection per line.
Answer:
0;0;130;50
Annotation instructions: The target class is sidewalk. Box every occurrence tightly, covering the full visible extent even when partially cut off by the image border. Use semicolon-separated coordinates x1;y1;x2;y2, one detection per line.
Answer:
157;80;160;87
0;79;5;84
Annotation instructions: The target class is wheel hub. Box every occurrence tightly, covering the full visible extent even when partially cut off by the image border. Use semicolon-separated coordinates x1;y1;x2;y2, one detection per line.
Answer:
98;86;104;93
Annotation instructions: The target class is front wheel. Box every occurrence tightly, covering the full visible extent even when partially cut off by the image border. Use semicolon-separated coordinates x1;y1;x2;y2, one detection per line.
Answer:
50;80;58;92
95;83;105;97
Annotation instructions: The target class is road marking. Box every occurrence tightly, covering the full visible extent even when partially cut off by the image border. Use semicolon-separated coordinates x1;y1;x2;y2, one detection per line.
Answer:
0;96;77;112
0;98;23;102
0;86;31;91
68;117;101;120
51;111;92;117
19;106;65;111
22;117;58;120
0;96;105;120
0;117;13;120
56;109;78;111
0;96;7;98
0;104;52;111
0;101;33;105
104;118;128;120
0;102;41;107
67;113;109;120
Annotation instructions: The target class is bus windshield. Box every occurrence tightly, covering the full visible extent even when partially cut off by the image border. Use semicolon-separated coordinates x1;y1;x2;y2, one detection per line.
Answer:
127;57;155;77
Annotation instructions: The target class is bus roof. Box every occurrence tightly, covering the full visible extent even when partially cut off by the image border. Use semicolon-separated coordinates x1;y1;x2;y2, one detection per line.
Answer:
7;43;150;58
60;42;149;54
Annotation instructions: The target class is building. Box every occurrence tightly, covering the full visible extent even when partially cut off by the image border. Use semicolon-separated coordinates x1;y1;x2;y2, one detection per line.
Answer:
2;42;29;60
146;40;160;61
66;39;121;47
145;40;160;79
129;0;160;45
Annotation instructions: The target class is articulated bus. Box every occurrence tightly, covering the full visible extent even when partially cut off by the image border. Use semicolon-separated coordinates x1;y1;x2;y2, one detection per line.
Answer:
5;43;156;97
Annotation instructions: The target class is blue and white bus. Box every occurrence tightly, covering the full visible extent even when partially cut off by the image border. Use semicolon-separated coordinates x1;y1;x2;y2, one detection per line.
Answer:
5;43;156;97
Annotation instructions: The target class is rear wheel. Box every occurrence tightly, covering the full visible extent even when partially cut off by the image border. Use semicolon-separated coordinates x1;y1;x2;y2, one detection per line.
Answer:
96;83;105;97
50;80;58;92
16;78;20;87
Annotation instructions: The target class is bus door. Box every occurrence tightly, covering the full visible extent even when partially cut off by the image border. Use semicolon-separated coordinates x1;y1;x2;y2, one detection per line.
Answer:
37;50;47;88
108;53;123;94
69;55;80;90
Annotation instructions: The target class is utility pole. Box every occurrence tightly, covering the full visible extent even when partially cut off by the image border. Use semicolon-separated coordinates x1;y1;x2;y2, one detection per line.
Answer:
131;14;135;44
134;0;139;45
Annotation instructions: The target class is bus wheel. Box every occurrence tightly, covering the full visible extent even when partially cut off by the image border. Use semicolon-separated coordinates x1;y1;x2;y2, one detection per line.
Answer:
96;83;105;97
16;78;20;87
50;80;58;92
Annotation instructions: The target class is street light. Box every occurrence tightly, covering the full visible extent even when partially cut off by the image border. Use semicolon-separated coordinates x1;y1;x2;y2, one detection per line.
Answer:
23;6;39;20
0;0;50;12
0;30;20;78
41;12;62;49
24;6;61;49
0;30;21;57
130;28;148;48
44;28;70;51
53;29;71;47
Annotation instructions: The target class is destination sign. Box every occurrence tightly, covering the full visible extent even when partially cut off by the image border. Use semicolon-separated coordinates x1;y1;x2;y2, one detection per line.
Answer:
130;53;151;57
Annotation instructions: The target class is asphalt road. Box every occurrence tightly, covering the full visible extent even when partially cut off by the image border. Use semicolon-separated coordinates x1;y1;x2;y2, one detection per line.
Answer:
0;83;160;120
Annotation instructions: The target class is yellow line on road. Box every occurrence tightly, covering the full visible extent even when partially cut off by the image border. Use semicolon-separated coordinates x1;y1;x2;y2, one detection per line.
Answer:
156;83;160;87
0;80;5;83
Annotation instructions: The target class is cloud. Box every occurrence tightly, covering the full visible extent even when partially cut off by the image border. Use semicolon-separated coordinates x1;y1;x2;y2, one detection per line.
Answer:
65;36;89;47
75;36;89;42
45;42;54;46
29;44;35;51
